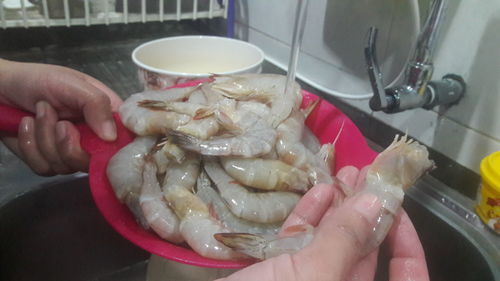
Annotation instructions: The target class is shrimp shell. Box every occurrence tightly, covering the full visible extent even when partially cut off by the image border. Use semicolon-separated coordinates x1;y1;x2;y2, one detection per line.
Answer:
119;89;195;136
106;136;157;227
214;225;314;260
140;160;183;243
203;158;301;224
211;74;302;127
220;157;311;193
362;135;434;252
163;184;242;260
171;110;277;158
196;171;281;235
276;110;333;185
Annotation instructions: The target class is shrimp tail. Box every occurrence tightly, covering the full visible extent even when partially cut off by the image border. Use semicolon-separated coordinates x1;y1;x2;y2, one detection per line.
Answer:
213;233;267;260
302;98;320;118
194;108;215;120
168;130;202;152
215;224;314;260
215;110;243;134
317;143;335;171
137;100;167;110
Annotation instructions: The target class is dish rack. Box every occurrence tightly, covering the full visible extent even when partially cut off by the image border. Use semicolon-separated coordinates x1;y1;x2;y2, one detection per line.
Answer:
0;0;229;28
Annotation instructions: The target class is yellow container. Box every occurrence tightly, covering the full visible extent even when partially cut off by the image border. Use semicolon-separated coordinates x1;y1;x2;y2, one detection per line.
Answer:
476;151;500;234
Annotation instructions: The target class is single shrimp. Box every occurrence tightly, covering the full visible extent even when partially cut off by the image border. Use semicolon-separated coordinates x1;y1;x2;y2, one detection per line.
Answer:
214;225;314;260
174;116;221;140
162;151;200;191
220;157;311;193
106;136;157;226
276;107;334;185
210;74;303;127
195;170;281;235
140;159;184;243
203;158;301;224
119;89;194;136
171;110;277;158
215;135;434;259
362;135;434;251
162;156;242;260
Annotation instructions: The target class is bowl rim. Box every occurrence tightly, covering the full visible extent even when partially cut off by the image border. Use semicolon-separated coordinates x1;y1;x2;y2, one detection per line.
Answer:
131;35;265;78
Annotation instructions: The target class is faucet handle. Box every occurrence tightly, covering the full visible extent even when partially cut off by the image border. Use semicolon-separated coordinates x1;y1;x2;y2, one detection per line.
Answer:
365;27;388;111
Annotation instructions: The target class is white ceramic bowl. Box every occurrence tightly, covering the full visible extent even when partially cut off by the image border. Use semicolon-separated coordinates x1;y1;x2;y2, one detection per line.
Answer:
132;35;265;90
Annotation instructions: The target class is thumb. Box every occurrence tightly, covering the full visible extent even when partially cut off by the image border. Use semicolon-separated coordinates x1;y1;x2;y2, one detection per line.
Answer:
292;191;382;281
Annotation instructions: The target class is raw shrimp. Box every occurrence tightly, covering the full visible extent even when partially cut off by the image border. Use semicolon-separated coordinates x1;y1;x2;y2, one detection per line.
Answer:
196;171;281;235
187;87;209;104
210;74;303;127
220;157;311;193
276;108;334;185
214;225;314;260
215;135;434;259
138;100;212;118
140;159;183;243
119;89;195;136
203;158;301;224
162;152;200;191
106;136;157;226
362;135;434;250
174;116;221;140
301;126;321;153
162;155;242;260
171;110;277;157
153;138;186;165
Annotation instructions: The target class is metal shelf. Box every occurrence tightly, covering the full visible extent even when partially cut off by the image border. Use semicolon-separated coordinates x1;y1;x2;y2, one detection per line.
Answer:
0;0;227;28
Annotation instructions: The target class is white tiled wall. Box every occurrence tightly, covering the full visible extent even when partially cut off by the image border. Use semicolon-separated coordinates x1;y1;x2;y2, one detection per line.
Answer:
234;0;500;173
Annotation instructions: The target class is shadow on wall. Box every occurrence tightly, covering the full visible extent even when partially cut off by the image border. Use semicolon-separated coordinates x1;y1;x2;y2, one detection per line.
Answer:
233;0;249;42
322;0;419;88
434;11;500;162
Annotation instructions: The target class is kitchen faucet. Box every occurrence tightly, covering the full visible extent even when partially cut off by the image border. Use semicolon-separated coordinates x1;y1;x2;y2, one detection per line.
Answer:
365;0;465;113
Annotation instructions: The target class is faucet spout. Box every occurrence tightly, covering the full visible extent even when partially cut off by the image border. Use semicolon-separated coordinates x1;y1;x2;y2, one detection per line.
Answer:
365;0;465;114
412;0;446;65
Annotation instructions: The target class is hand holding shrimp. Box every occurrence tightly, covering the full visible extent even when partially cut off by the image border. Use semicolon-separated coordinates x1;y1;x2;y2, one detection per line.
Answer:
216;165;430;281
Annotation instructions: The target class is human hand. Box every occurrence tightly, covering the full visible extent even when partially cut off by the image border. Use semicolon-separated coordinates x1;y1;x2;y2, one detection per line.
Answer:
217;166;429;281
0;59;123;175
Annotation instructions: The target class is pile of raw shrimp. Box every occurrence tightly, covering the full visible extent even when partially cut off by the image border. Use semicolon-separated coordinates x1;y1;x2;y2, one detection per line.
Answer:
106;74;336;260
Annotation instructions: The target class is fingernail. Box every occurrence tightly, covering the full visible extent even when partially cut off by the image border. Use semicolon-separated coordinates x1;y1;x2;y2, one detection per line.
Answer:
56;122;67;142
100;120;117;141
20;116;33;133
352;192;381;222
35;101;46;119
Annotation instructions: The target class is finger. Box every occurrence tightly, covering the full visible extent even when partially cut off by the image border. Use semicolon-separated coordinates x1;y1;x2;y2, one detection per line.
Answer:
280;183;336;234
73;82;118;141
292;191;383;281
334;165;360;199
34;101;72;174
345;249;378;281
40;70;118;142
56;121;90;172
336;165;359;188
281;166;360;233
80;72;123;110
354;165;370;192
17;116;55;176
334;166;379;281
386;211;429;281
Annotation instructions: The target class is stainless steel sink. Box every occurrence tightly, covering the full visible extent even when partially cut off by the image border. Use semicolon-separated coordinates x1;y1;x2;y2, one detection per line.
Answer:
0;173;149;281
0;165;498;281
